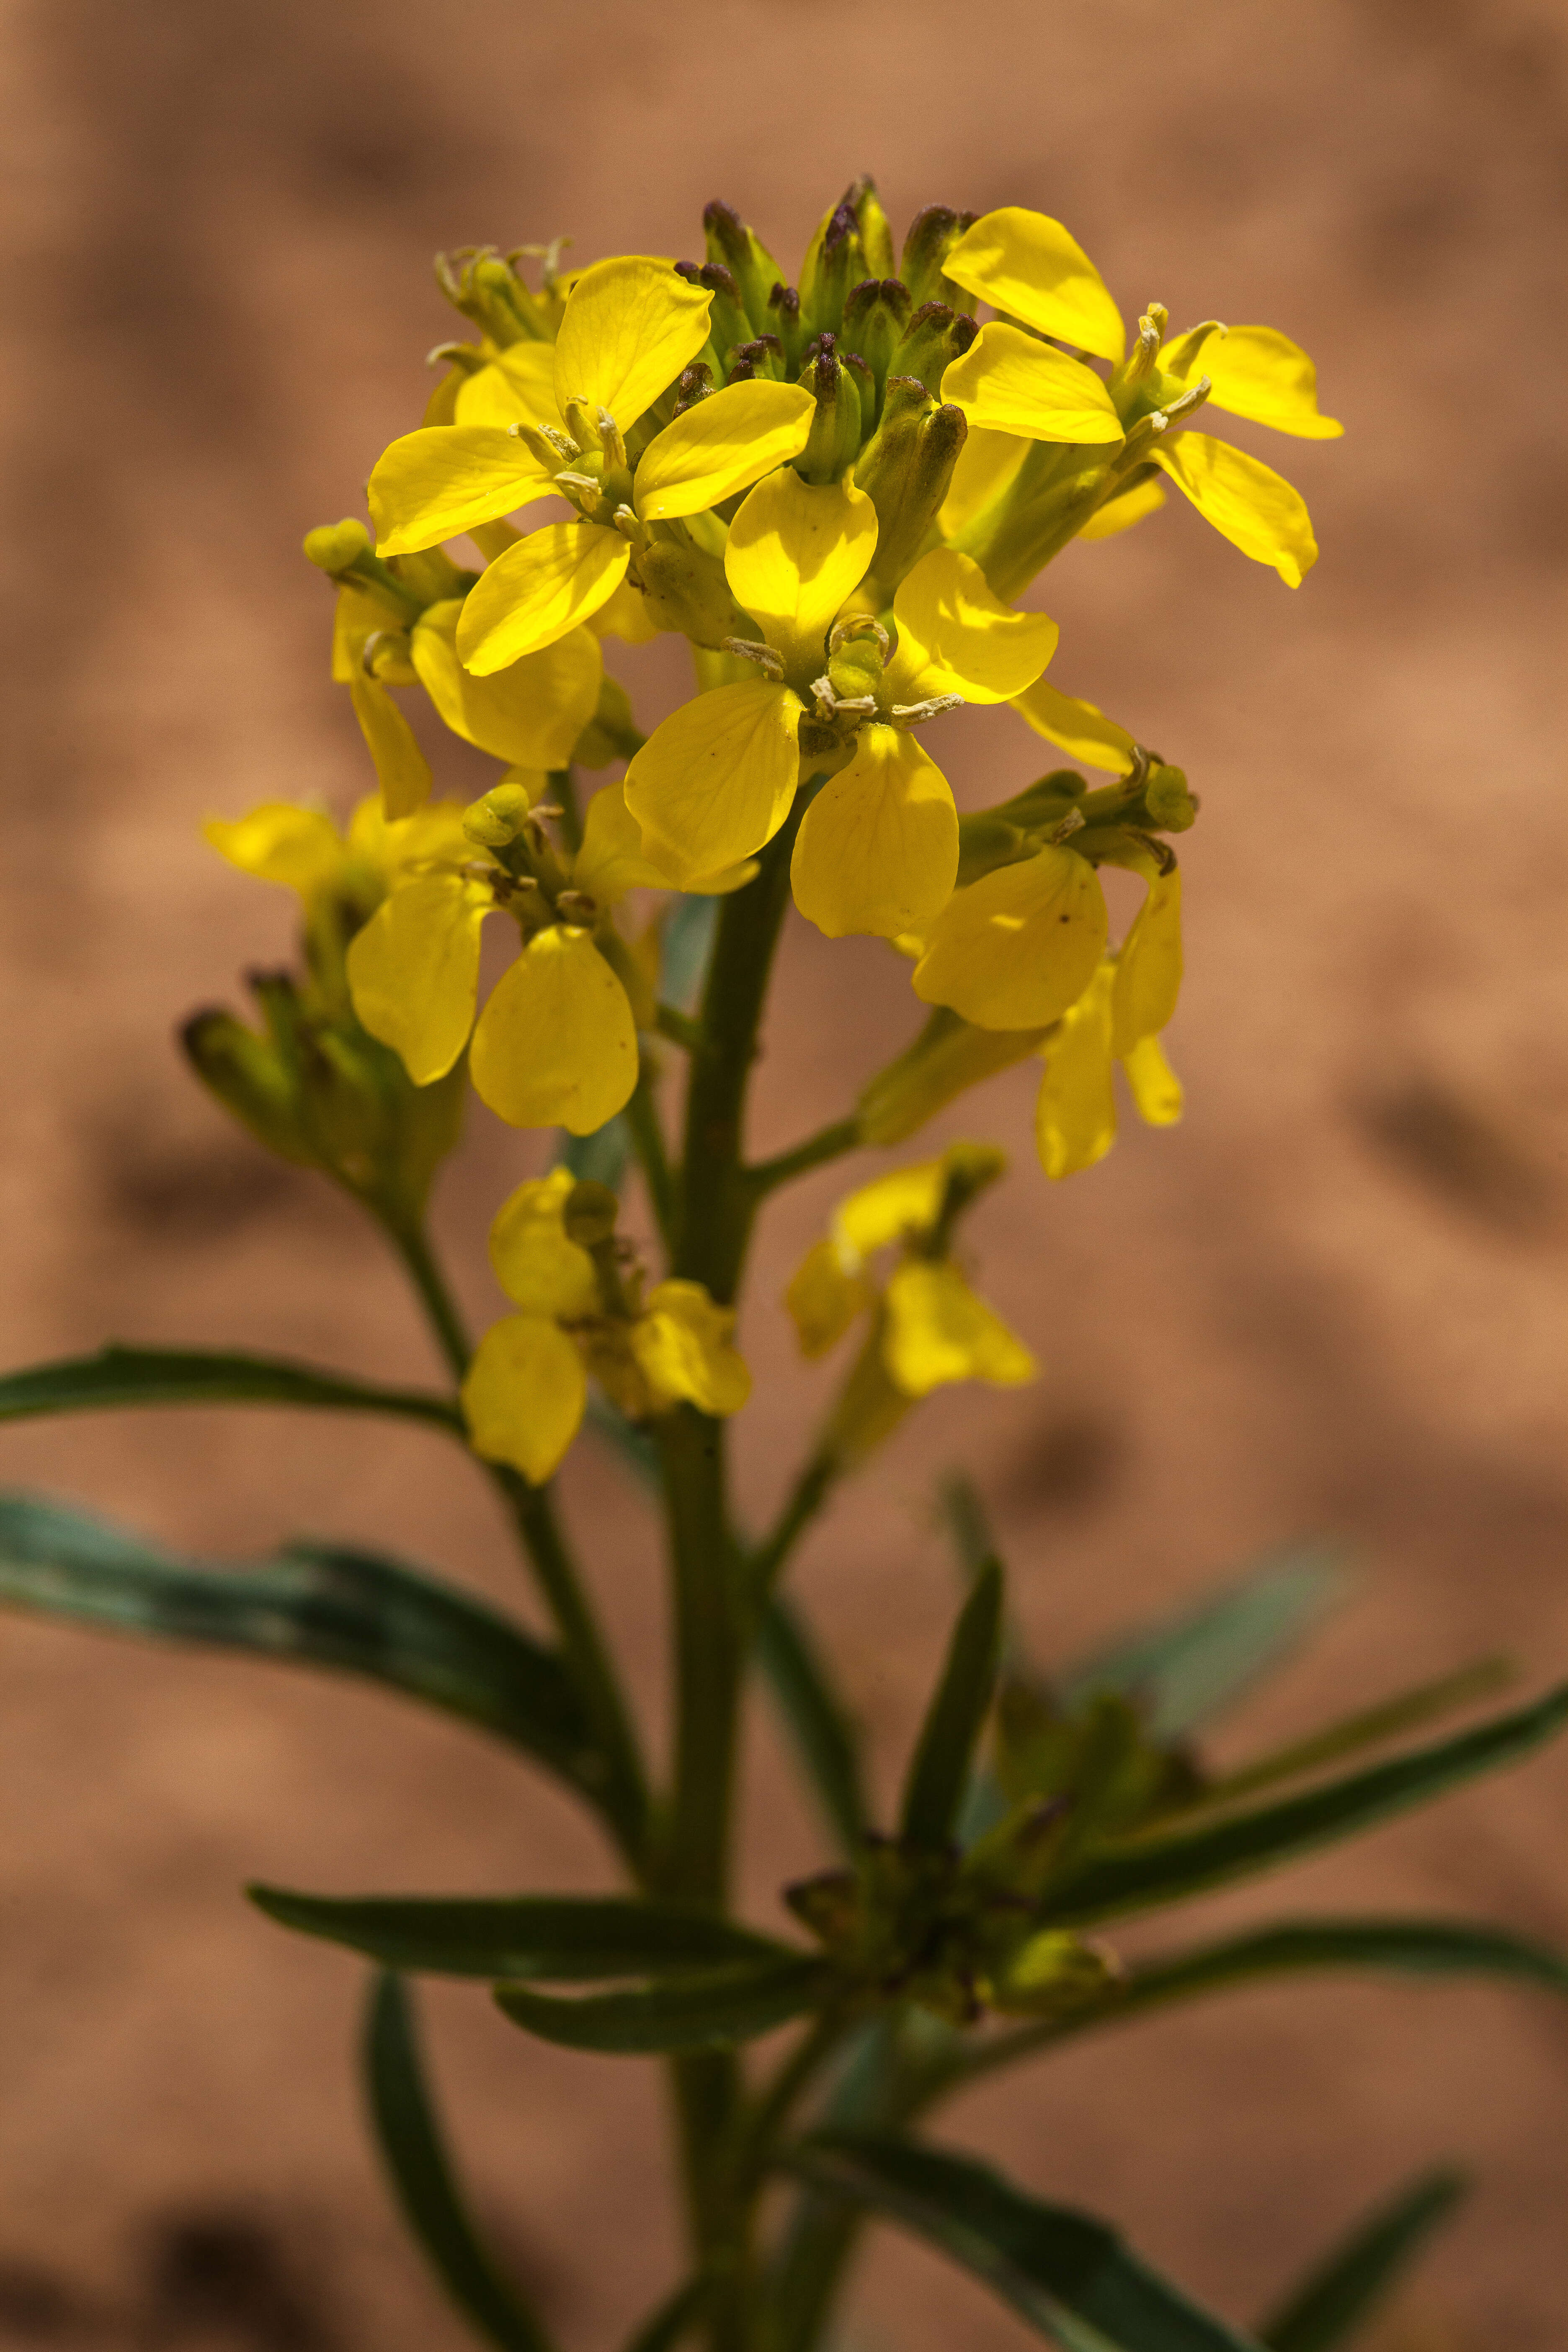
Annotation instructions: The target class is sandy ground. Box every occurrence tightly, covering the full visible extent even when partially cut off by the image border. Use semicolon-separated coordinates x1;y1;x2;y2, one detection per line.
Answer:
2;1;1566;2346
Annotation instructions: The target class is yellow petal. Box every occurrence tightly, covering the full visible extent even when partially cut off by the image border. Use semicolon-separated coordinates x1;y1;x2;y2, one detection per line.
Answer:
356;794;473;875
724;471;878;672
346;871;492;1082
348;674;432;817
913;847;1108;1029
1078;475;1168;541
1111;866;1183;1055
1122;1031;1184;1127
456;523;632;673
1034;968;1117;1180
623;680;802;882
784;1239;872;1359
574;781;677;903
332;582;406;682
944;208;1126;365
1151;433;1317;588
790;725;958;940
833;1158;948;1259
488;1167;600;1318
634;380;816;522
942;324;1124;446
1011;678;1136;775
631;1279;751;1416
553;257;713;431
204;805;343;897
1162;323;1342;441
938;426;1030;537
891;548;1059;704
469;925;639;1133
412;598;601;768
882;1261;1037;1396
369;427;553;558
453;343;560;429
461;1314;587;1485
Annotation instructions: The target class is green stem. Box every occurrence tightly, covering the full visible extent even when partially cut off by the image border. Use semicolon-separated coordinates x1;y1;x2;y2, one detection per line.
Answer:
379;1211;651;1877
728;2008;850;2197
743;1118;861;1200
748;1452;839;1607
656;1003;704;1052
625;1060;677;1256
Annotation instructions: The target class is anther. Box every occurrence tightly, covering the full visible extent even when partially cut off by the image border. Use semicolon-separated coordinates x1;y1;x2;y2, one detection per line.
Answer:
721;637;784;681
890;694;964;727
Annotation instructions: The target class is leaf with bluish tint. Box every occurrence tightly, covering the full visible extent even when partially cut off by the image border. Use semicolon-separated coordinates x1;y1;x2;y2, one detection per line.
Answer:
0;1344;463;1433
250;1888;797;1981
496;1955;832;2053
900;1556;1004;1850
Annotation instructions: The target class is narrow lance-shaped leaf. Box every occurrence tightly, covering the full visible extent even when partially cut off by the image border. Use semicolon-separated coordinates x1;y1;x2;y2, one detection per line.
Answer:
946;1915;1568;2090
0;1344;464;1434
789;2130;1264;2352
0;1494;603;1797
900;1555;1004;1850
1037;1683;1568;1927
1195;1656;1514;1812
250;1887;799;1981
364;1972;556;2352
1258;2168;1469;2352
496;1955;832;2054
1060;1546;1347;1739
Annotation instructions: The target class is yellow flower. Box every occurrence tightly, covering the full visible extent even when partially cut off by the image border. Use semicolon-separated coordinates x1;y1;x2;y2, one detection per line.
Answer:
205;793;470;916
784;1146;1035;1461
626;476;1055;934
366;258;815;668
910;842;1109;1030
462;1170;750;1483
1034;867;1184;1178
941;206;1337;586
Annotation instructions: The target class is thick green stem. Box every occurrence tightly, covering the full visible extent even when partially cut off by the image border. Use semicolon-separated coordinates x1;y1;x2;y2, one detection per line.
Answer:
625;1060;677;1256
748;1452;839;1607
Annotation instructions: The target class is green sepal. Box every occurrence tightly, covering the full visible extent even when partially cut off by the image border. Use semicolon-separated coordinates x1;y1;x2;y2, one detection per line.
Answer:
0;1343;463;1433
363;1972;555;2352
495;1955;833;2053
1258;2168;1469;2352
250;1888;798;1981
788;2130;1264;2352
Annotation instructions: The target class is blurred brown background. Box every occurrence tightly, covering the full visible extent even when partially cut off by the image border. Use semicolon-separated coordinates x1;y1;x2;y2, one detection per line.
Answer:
3;0;1566;2346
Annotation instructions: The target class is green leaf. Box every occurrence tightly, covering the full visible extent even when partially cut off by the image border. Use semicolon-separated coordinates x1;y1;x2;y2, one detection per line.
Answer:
1196;1657;1515;1811
949;1915;1568;2090
495;1956;832;2054
1037;1683;1568;1927
1060;1547;1347;1740
900;1556;1004;1851
757;1595;868;1856
364;1972;555;2352
789;2130;1262;2352
1258;2168;1468;2352
0;1493;603;1796
0;1344;463;1433
250;1888;797;1981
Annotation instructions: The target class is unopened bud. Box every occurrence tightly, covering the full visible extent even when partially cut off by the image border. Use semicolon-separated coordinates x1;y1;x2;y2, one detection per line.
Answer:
799;180;890;340
727;334;786;385
839;279;912;427
900;205;978;308
181;1008;313;1168
890;302;978;400
796;336;863;485
674;259;750;373
303;518;371;575
703;200;787;334
1143;763;1197;832
671;361;714;418
855;379;967;598
766;283;808;372
463;781;534;847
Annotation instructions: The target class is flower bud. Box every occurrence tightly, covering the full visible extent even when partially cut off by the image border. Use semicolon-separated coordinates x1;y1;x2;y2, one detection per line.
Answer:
1143;763;1197;832
798;174;890;341
463;781;535;847
675;259;751;374
900;204;978;307
889;301;978;399
726;334;786;386
303;518;371;575
854;379;967;598
181;1008;314;1168
796;337;864;485
839;279;912;427
766;282;808;373
702;200;787;334
636;535;751;647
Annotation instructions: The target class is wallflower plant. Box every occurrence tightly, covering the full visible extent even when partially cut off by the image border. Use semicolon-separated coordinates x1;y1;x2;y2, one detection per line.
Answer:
2;178;1564;2352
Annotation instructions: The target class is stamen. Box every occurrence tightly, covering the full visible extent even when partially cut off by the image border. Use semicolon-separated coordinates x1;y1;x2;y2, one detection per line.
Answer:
721;637;785;681
828;615;892;665
890;694;964;727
